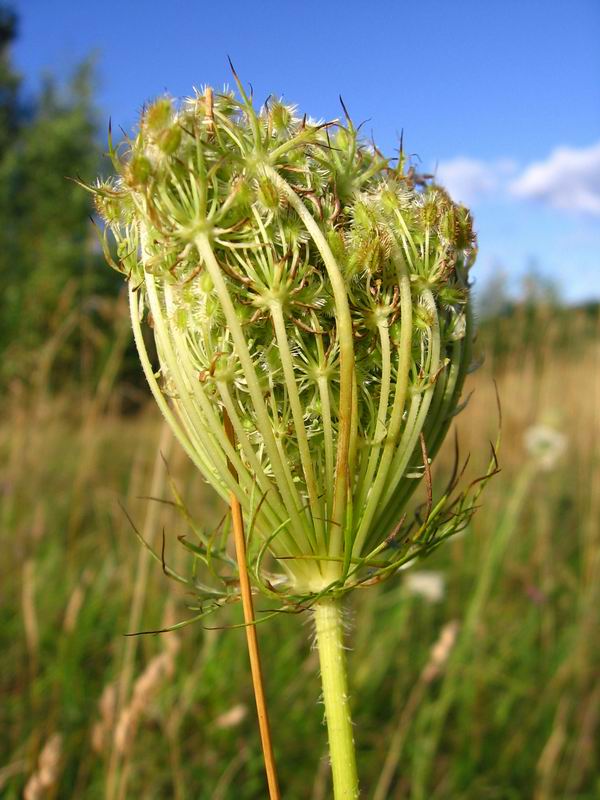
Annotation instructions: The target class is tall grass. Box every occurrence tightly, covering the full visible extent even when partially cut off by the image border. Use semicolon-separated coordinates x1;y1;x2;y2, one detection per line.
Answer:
1;302;598;799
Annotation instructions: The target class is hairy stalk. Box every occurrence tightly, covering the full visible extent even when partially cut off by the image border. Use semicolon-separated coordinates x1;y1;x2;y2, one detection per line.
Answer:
262;165;356;555
195;232;308;547
144;276;244;498
313;598;359;800
216;381;298;556
128;286;226;499
317;373;335;523
352;260;413;555
270;301;324;554
355;318;392;507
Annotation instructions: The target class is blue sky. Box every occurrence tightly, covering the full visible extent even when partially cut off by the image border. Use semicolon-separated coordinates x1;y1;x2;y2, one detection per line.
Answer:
11;0;600;302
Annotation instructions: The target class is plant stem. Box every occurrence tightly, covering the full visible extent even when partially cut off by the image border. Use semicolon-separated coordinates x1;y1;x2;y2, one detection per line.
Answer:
223;412;281;800
313;598;359;799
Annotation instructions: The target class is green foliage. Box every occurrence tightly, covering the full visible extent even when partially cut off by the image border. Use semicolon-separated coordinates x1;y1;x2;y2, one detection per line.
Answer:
0;4;19;154
477;272;600;368
0;8;119;385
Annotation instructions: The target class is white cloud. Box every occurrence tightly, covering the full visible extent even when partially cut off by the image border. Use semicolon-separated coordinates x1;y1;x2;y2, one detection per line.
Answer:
436;142;600;217
435;157;517;205
509;141;600;216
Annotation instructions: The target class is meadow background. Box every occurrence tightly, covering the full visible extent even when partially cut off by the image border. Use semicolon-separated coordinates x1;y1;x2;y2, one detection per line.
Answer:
1;2;599;798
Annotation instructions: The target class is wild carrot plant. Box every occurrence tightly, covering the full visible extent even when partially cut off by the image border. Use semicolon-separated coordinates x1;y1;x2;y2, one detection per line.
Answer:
89;74;492;798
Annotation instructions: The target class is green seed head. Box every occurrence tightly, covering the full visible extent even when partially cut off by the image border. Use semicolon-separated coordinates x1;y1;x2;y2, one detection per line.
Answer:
91;81;479;599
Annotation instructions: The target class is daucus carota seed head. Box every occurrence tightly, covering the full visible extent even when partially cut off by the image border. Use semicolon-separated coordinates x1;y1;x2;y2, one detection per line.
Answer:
90;80;481;599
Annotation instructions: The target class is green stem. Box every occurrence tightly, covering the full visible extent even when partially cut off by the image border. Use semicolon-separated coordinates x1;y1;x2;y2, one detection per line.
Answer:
313;598;359;799
270;301;324;553
194;232;307;548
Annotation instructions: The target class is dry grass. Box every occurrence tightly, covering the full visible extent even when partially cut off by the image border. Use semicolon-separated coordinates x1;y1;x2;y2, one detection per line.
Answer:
1;304;598;798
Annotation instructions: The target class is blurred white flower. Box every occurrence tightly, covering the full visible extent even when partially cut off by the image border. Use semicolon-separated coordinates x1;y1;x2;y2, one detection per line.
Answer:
404;571;445;603
524;425;567;471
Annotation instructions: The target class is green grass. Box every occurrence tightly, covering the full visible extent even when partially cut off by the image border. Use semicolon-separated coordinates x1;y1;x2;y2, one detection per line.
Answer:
1;308;599;799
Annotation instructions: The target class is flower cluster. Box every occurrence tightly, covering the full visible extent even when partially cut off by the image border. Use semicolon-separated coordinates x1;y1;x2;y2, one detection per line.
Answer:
90;80;478;598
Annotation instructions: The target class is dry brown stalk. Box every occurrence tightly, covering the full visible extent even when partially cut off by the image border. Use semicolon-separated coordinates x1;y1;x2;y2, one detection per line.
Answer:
62;568;93;633
223;411;280;800
105;424;173;800
21;559;39;679
373;620;460;800
91;683;118;755
113;634;180;756
23;733;63;800
213;703;248;729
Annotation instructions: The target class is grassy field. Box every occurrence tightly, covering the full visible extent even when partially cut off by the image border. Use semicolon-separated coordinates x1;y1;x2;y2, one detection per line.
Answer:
1;302;599;799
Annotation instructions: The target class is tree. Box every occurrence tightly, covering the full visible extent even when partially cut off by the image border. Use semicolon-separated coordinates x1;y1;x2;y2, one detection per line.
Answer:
0;3;118;385
0;4;20;153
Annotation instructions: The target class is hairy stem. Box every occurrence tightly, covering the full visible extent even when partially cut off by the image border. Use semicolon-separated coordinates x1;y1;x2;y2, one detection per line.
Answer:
313;598;359;799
